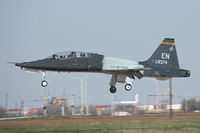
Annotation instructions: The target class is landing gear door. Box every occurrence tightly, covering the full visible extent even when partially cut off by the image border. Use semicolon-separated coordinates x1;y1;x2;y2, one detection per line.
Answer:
155;68;159;75
87;63;91;70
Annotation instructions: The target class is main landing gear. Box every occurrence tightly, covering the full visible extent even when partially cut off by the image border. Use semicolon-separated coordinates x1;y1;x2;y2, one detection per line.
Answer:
109;84;132;93
41;71;48;87
110;86;117;93
125;84;132;91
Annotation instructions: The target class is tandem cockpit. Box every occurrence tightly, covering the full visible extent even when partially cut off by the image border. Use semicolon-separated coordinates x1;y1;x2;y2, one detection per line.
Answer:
46;51;91;60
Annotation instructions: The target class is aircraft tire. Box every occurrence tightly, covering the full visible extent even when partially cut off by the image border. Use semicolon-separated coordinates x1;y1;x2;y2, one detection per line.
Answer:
125;84;132;91
110;86;117;93
41;80;48;87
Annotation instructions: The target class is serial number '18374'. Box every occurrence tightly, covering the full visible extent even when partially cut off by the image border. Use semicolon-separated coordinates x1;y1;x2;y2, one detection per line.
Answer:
155;59;167;64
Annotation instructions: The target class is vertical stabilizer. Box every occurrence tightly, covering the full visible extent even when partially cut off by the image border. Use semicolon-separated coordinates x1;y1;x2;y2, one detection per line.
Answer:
144;38;180;69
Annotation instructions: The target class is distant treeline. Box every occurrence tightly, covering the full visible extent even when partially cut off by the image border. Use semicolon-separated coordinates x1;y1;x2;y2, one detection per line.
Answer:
0;107;6;117
181;98;200;112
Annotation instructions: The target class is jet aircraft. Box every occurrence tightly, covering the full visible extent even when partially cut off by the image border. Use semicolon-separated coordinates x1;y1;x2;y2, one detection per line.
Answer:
15;38;190;93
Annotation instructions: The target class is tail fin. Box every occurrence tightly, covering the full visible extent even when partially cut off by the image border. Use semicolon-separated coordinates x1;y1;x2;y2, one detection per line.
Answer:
145;38;180;69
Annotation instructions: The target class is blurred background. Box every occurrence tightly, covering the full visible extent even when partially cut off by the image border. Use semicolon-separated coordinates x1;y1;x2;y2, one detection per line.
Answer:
0;0;199;117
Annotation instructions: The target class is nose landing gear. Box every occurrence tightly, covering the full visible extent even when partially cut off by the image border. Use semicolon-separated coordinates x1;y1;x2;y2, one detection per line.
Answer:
41;80;48;87
41;71;48;87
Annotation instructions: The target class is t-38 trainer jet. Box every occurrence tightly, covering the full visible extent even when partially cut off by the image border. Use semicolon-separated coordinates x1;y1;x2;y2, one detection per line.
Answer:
15;38;190;93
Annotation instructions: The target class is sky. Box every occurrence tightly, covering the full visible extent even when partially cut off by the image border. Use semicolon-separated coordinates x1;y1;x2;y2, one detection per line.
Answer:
0;0;199;109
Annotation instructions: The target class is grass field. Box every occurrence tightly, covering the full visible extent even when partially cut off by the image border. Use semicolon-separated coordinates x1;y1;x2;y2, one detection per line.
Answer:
1;113;200;133
1;120;200;133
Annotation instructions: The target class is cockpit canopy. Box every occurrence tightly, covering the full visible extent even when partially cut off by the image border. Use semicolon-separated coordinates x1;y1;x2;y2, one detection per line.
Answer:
46;51;91;59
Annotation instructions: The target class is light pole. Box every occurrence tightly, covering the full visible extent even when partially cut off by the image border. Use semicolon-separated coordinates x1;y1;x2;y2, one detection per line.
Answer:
111;95;114;116
169;78;173;120
84;76;89;116
73;78;84;115
71;95;75;115
151;79;159;112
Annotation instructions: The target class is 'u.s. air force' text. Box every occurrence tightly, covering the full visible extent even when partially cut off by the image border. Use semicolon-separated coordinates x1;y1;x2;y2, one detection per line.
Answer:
155;53;170;65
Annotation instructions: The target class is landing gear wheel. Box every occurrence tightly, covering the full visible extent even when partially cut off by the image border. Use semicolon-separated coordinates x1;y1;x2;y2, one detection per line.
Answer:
41;80;48;87
125;84;132;91
110;86;117;93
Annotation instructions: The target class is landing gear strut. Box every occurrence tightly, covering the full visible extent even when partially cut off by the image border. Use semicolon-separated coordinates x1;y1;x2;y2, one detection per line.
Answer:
110;86;117;93
41;71;48;87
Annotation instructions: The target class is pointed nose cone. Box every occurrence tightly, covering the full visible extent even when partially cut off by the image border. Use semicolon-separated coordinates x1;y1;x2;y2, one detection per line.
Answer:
15;62;27;68
15;60;47;70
